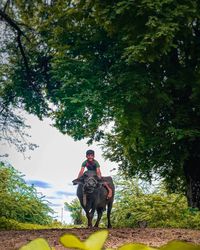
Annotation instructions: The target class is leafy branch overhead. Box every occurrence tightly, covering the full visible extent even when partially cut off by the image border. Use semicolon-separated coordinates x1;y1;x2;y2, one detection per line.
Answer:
1;0;200;208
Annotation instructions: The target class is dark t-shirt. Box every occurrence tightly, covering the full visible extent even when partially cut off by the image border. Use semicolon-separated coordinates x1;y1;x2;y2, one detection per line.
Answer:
81;159;100;171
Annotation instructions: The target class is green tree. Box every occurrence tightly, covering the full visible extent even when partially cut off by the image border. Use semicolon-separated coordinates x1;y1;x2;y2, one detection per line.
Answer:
65;198;85;225
0;162;54;225
1;0;200;208
92;0;200;209
110;177;200;229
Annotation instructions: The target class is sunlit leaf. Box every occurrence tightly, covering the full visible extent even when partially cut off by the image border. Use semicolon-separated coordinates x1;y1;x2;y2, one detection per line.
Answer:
59;234;86;249
118;243;157;250
19;231;200;250
60;230;108;250
19;238;52;250
85;230;108;250
160;241;200;250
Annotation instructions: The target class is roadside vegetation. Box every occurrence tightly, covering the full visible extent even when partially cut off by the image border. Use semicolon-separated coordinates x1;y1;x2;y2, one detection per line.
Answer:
109;177;200;229
1;160;200;230
0;162;55;229
65;199;87;226
66;176;200;229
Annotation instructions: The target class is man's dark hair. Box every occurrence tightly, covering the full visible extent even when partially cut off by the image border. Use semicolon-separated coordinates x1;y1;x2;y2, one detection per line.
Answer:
86;149;95;156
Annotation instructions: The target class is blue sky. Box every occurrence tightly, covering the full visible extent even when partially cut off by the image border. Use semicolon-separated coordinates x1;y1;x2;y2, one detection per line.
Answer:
26;180;52;188
0;112;118;223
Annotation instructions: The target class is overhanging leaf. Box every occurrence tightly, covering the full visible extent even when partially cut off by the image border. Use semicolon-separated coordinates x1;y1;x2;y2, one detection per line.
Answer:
19;238;53;250
160;241;200;250
59;234;86;249
85;230;108;250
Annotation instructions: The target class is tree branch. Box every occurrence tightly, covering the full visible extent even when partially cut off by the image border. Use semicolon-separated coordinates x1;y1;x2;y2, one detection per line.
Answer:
0;8;29;40
16;31;31;78
0;8;35;86
3;0;10;12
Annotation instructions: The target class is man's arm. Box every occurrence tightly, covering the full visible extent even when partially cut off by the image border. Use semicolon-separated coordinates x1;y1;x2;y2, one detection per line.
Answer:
95;159;102;178
96;167;102;178
77;160;87;178
78;167;85;178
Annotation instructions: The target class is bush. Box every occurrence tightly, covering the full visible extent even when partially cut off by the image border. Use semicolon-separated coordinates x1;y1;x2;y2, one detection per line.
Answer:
109;177;200;229
0;162;54;226
65;198;87;226
0;217;51;230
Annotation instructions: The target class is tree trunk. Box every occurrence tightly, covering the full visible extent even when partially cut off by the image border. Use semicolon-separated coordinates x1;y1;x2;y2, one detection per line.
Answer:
183;155;200;209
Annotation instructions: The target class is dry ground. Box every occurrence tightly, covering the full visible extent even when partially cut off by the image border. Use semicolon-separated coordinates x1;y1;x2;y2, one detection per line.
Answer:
0;228;200;249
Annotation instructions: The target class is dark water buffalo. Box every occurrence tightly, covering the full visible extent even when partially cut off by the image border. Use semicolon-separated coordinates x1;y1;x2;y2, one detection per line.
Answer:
73;170;115;228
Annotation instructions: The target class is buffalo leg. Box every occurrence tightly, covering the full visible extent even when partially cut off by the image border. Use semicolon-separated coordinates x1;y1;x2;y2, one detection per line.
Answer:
107;202;112;228
86;209;95;228
86;211;92;228
94;208;103;228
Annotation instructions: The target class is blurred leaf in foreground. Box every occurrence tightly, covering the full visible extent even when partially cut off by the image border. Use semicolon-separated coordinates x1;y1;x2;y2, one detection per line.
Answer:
160;241;200;250
19;238;54;250
60;230;108;250
19;231;200;250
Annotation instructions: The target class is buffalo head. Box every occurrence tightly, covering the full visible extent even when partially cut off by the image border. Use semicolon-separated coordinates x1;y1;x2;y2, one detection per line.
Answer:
72;171;103;193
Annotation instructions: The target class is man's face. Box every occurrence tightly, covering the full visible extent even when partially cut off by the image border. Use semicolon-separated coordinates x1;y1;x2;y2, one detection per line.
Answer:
86;154;94;161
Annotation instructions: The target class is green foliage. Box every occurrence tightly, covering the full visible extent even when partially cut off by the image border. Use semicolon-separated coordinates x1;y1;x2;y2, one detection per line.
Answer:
0;217;67;230
19;230;200;250
19;238;53;250
0;217;52;230
1;0;200;203
110;177;200;229
0;162;54;226
65;198;86;225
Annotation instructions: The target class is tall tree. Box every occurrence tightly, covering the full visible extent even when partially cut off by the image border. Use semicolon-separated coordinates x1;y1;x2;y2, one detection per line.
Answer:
1;0;200;208
92;0;200;209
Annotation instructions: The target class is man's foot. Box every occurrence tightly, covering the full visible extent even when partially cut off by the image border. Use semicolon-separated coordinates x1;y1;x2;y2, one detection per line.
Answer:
103;182;113;199
107;189;112;199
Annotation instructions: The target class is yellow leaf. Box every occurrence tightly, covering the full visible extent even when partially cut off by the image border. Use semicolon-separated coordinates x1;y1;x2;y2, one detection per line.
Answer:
60;230;108;250
85;230;108;250
118;243;157;250
19;238;52;250
160;241;200;250
59;234;86;249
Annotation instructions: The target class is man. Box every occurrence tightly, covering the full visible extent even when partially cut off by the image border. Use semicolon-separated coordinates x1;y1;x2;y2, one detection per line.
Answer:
77;149;113;199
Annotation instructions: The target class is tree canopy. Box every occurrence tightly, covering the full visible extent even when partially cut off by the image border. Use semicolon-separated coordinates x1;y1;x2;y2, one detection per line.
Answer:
0;0;200;207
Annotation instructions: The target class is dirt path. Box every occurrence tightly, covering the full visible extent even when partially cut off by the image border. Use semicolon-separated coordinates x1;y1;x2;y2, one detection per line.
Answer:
0;228;200;249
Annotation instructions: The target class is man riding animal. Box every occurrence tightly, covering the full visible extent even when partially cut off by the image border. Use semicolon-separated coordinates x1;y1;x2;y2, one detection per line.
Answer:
73;150;115;228
77;149;113;199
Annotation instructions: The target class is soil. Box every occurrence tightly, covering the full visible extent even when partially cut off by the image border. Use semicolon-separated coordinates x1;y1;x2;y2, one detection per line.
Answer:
0;228;200;250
